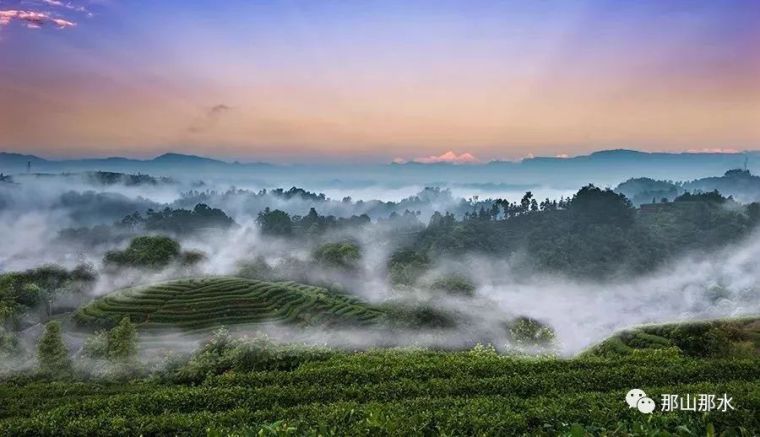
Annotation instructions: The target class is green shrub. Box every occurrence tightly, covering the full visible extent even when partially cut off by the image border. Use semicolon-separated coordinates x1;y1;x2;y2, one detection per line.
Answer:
313;242;361;270
169;329;335;384
429;275;476;296
387;249;430;286
82;330;110;359
509;316;556;346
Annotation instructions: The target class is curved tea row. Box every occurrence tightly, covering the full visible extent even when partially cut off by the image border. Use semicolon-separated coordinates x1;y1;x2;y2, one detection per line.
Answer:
75;277;384;331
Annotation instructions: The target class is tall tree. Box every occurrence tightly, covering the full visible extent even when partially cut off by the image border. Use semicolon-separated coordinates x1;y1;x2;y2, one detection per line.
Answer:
37;321;71;376
108;317;137;362
520;191;534;214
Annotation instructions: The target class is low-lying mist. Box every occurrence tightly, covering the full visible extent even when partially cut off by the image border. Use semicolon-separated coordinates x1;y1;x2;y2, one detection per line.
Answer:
2;171;759;368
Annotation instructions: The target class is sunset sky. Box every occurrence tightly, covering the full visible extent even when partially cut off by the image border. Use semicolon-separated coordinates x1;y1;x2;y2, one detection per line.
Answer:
1;0;759;163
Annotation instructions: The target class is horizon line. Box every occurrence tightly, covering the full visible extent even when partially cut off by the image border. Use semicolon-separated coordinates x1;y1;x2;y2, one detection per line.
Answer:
0;147;756;166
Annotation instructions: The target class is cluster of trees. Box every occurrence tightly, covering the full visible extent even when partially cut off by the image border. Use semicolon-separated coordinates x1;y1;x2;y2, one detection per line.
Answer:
0;264;96;329
83;317;138;363
37;317;138;378
60;203;233;256
180;186;327;206
256;207;370;237
395;185;760;279
104;236;204;269
85;171;175;187
312;241;362;270
387;249;431;286
461;191;571;222
177;185;482;222
120;203;236;235
270;187;327;201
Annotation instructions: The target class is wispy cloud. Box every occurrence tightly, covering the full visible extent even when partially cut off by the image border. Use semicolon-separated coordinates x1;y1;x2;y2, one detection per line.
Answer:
0;0;90;30
41;0;92;16
188;104;232;134
0;10;75;28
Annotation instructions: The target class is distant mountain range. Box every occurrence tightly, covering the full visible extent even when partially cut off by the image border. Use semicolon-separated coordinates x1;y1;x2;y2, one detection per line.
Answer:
1;149;758;189
0;152;271;172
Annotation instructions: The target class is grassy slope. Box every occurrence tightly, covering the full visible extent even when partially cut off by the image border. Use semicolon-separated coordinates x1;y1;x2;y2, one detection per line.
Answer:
0;352;758;435
75;277;385;331
585;317;760;359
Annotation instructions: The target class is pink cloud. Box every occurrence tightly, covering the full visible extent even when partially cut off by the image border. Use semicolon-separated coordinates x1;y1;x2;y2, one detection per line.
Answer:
401;151;480;164
686;148;741;154
0;9;76;29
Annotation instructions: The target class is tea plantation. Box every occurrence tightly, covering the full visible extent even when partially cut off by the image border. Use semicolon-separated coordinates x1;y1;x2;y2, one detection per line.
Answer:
12;281;760;435
0;350;758;435
74;277;386;331
586;317;760;359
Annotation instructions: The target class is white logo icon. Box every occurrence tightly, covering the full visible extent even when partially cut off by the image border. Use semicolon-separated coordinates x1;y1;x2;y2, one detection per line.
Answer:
637;396;656;414
626;389;655;414
626;389;646;408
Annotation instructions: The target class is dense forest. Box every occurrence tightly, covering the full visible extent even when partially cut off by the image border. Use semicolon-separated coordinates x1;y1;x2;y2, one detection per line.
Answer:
253;185;760;279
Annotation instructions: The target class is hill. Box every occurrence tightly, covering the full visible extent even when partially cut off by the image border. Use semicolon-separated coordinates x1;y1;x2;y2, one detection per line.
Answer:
615;169;760;205
0;152;271;175
683;169;760;203
585;317;760;358
74;277;386;331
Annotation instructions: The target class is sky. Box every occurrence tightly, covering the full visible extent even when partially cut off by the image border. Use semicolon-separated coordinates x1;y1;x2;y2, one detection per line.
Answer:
0;0;759;163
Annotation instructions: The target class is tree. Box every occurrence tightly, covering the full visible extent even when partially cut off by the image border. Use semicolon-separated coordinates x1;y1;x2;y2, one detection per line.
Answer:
520;192;534;214
0;326;18;356
37;321;71;375
256;208;293;236
568;185;634;227
104;236;181;269
748;202;760;224
108;317;137;361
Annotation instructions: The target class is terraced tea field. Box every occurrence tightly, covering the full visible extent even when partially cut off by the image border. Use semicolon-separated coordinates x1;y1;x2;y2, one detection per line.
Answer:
75;277;385;331
585;317;760;358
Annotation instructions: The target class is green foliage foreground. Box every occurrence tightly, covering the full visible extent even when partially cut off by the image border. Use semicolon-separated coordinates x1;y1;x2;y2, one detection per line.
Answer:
0;349;758;436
